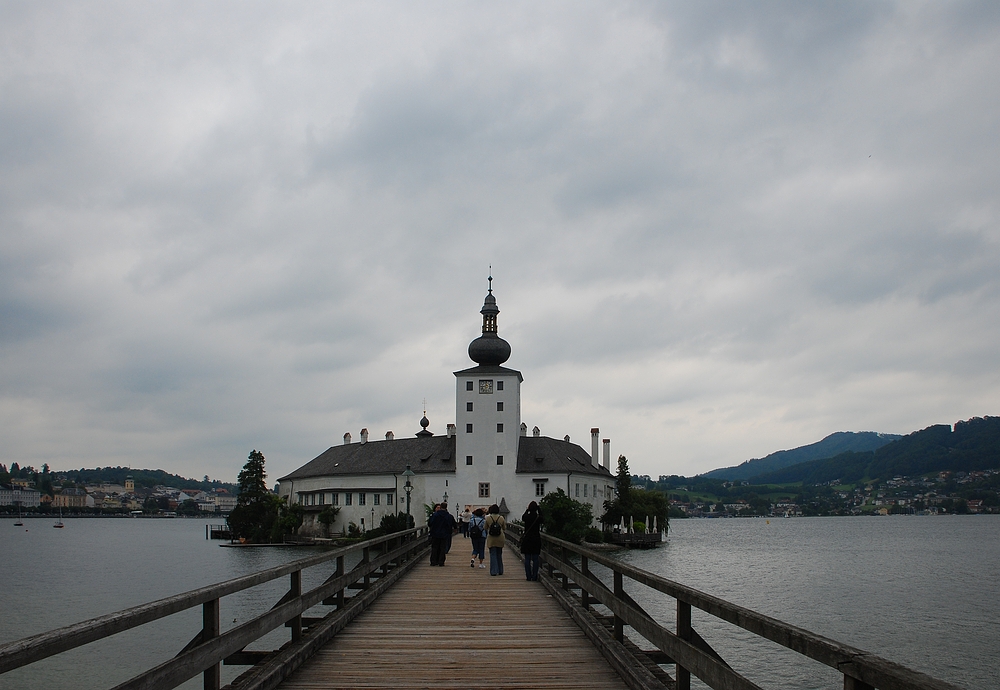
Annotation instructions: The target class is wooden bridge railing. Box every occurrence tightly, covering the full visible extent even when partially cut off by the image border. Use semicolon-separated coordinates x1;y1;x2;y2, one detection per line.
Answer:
0;527;429;690
506;525;963;690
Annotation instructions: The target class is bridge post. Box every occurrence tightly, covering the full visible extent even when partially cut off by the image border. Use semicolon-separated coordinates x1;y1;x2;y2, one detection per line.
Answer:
335;555;345;609
580;555;590;610
676;600;691;690
202;598;220;690
613;570;624;642
362;547;371;588
290;570;302;642
844;676;875;690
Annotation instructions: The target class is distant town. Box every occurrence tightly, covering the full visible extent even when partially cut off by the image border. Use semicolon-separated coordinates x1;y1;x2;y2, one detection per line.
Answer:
646;468;1000;517
0;464;238;516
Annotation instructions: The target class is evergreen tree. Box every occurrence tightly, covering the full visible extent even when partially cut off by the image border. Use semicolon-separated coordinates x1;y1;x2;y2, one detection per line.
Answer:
540;488;593;544
237;449;268;504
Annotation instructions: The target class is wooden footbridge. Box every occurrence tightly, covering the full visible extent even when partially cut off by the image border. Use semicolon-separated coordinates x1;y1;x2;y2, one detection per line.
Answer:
0;527;966;690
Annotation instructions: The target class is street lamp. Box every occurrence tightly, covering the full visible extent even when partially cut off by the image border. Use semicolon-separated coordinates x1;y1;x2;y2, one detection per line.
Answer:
402;464;415;529
442;491;448;508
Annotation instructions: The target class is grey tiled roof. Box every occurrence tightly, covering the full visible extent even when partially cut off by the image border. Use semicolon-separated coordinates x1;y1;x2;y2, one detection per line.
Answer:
516;436;613;478
277;435;456;481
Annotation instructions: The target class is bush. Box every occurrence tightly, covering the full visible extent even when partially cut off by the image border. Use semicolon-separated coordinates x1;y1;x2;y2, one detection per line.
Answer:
540;488;594;544
584;527;604;543
632;521;646;533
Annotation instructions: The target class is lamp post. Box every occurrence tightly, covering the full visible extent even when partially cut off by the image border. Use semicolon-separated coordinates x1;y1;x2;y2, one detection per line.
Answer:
402;464;414;529
443;491;448;508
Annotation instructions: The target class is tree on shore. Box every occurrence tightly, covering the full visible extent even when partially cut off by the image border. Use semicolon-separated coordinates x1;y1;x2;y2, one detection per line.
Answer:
602;455;669;533
227;450;303;543
540;488;593;544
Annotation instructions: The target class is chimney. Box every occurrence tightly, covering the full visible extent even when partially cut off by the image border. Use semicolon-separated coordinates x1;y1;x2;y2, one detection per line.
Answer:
532;426;540;437
520;422;527;437
385;431;394;441
564;435;570;443
360;428;369;444
602;439;610;470
446;423;456;438
591;428;600;468
344;432;351;445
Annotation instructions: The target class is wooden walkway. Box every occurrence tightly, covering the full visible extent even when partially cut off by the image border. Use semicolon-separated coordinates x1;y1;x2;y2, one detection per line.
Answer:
277;547;630;690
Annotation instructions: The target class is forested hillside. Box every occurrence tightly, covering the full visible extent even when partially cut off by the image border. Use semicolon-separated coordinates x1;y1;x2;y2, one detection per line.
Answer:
750;416;1000;485
703;431;901;481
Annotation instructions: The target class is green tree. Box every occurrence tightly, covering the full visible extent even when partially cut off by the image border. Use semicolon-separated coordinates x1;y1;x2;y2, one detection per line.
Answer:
142;497;159;514
317;505;340;536
540;488;593;544
177;498;201;516
237;450;268;504
227;450;297;543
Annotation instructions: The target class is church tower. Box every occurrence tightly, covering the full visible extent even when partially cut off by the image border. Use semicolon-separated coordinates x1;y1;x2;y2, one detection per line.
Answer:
453;277;522;511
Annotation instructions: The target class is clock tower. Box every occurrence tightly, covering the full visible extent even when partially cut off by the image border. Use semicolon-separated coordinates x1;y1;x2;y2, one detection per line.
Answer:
453;277;522;511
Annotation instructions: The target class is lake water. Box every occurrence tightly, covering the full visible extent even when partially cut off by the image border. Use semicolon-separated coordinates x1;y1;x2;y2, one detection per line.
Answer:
1;515;996;689
617;515;1000;689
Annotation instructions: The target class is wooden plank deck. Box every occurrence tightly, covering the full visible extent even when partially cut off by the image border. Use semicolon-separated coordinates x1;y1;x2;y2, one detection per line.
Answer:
277;547;630;690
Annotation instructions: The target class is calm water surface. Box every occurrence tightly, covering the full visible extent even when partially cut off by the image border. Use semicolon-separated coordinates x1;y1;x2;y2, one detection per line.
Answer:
616;515;999;689
0;517;334;690
2;515;997;689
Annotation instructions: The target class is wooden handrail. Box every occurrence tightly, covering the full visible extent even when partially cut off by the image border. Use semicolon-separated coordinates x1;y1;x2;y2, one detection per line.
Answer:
0;527;428;689
505;526;963;690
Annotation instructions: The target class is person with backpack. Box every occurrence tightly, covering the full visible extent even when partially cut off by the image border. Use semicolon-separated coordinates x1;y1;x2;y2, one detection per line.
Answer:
484;503;506;576
520;501;543;581
468;508;487;568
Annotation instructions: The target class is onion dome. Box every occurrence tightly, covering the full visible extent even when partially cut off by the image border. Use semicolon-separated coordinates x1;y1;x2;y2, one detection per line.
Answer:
468;275;511;366
416;412;433;437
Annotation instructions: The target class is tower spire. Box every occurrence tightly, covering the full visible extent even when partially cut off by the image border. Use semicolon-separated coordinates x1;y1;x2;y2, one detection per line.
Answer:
468;275;510;366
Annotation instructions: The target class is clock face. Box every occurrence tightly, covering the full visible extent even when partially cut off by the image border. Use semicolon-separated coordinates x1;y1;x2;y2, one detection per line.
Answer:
479;379;494;394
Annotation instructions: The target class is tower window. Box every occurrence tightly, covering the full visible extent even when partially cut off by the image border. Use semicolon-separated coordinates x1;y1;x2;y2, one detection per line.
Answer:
497;455;503;465
466;423;473;433
479;483;490;498
466;455;473;466
466;381;474;391
497;423;504;432
467;402;473;412
497;381;504;391
497;402;503;411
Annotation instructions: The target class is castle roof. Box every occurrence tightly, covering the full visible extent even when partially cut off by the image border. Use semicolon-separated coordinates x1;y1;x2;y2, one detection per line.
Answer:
277;435;456;481
516;436;613;478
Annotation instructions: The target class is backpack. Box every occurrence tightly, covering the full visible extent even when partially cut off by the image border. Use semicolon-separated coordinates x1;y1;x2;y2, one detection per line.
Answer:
488;516;503;537
468;517;483;539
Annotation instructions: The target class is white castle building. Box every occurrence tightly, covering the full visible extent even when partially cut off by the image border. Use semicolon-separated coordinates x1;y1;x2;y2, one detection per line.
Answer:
277;280;615;534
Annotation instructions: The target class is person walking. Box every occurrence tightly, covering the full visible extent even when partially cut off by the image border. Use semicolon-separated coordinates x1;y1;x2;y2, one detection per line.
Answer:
520;501;543;581
428;503;456;566
484;504;506;576
459;506;472;537
468;508;487;568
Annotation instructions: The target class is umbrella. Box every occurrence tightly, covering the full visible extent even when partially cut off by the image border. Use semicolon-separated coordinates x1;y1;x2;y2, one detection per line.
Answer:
645;515;650;533
619;517;626;533
653;516;658;533
629;516;633;533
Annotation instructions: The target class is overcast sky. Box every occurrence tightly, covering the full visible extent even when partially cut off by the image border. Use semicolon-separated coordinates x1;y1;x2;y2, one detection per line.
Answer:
2;2;998;484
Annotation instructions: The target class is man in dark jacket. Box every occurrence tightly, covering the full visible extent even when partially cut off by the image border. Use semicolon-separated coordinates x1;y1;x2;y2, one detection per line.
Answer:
428;504;457;566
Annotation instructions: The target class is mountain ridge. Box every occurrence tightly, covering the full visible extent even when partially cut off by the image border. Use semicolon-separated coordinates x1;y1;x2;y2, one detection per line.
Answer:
702;431;902;481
